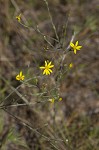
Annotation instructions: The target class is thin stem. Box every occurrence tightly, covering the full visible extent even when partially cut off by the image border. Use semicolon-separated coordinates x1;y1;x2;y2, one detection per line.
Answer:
63;13;70;48
66;31;76;51
36;25;59;43
3;109;64;142
19;22;55;48
44;0;59;41
0;76;40;105
0;100;47;109
53;102;57;136
60;31;76;71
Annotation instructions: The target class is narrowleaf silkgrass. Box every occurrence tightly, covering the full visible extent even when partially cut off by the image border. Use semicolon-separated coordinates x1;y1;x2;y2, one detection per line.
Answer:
0;0;99;149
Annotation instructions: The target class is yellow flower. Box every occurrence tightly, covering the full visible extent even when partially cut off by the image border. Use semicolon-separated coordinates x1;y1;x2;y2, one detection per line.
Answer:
40;61;54;75
16;71;25;81
16;14;21;22
70;41;82;54
69;63;73;68
48;98;55;103
59;97;62;101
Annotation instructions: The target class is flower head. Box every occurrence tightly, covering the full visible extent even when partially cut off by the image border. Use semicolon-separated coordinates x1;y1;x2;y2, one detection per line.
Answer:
48;98;55;103
16;14;21;22
59;97;62;101
16;71;25;81
70;41;82;54
40;61;54;75
69;63;73;68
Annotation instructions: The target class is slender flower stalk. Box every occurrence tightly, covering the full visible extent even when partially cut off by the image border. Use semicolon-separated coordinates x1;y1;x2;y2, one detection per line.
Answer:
70;41;82;54
40;61;54;75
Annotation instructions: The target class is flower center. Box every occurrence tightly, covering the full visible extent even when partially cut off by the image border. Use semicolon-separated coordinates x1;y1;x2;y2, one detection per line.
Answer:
74;45;77;49
45;66;49;70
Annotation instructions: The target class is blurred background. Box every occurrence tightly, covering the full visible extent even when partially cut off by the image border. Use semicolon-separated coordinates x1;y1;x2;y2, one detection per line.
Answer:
0;0;99;149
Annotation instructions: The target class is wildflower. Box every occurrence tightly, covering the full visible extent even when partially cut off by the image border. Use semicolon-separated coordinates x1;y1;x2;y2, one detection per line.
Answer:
48;98;55;103
16;71;25;81
69;63;73;68
43;46;49;51
40;61;54;75
70;41;82;54
66;139;69;142
16;14;21;22
59;97;62;101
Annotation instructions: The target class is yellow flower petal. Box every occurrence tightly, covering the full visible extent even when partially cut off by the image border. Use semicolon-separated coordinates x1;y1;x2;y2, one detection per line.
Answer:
48;69;52;73
74;49;77;54
49;65;54;68
45;70;50;75
19;71;22;76
40;66;45;69
70;42;74;48
45;61;47;66
75;41;78;46
48;61;51;66
76;46;82;50
43;70;46;75
16;75;20;80
44;70;48;75
21;76;25;80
